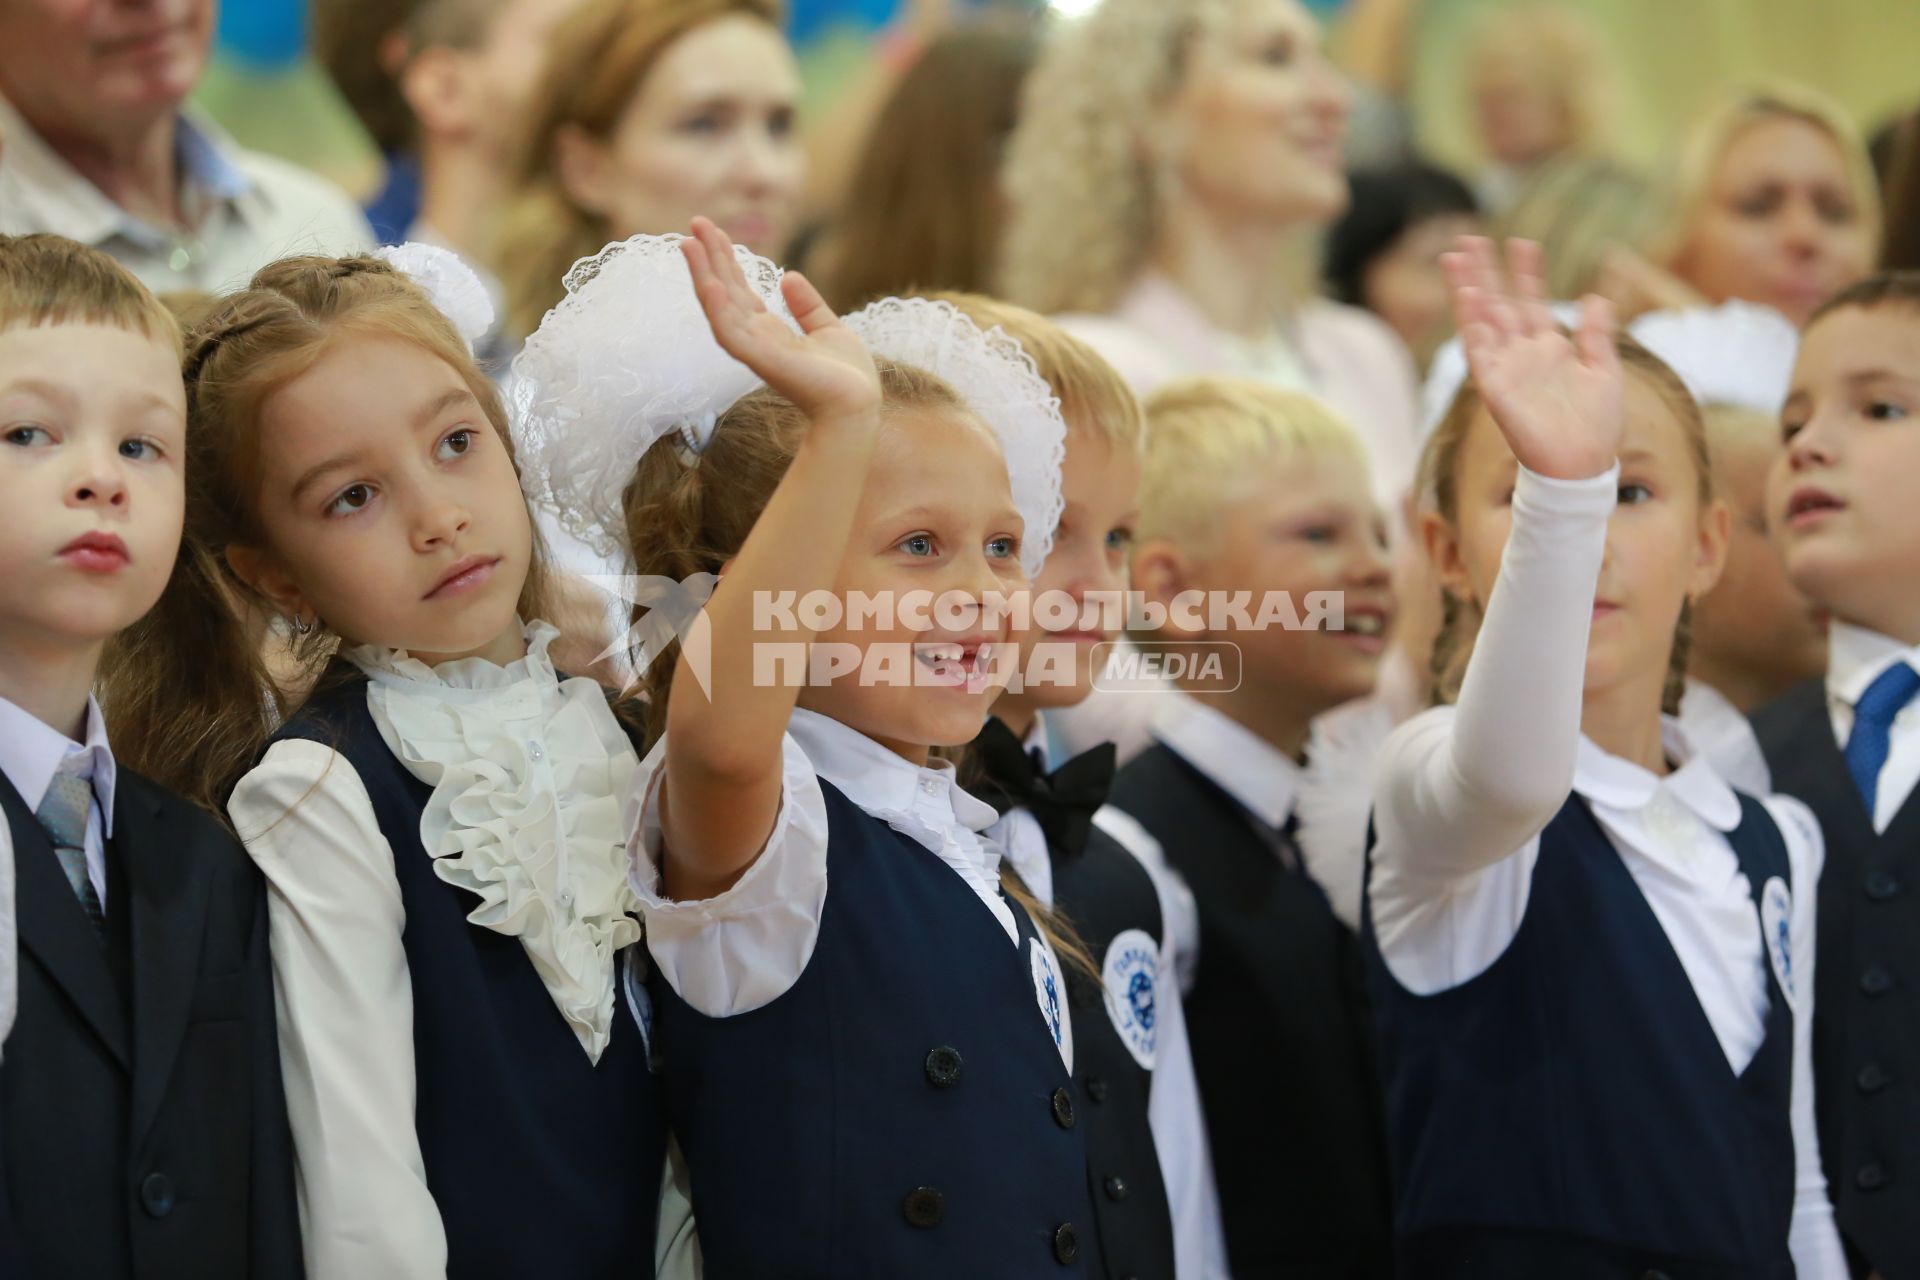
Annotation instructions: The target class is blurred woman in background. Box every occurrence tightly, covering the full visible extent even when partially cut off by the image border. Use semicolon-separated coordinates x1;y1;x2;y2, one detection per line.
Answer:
1602;81;1881;327
1001;0;1420;506
498;0;803;336
803;23;1036;311
1461;2;1616;214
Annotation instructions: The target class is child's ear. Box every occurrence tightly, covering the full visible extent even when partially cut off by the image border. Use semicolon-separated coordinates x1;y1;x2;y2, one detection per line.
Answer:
1420;509;1474;603
553;123;614;219
224;544;312;629
1131;538;1197;639
1690;496;1733;601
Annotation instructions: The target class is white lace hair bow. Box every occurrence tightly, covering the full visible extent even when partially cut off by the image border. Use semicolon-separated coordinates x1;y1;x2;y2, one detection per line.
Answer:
1628;301;1799;416
510;234;796;562
843;297;1067;579
372;242;494;352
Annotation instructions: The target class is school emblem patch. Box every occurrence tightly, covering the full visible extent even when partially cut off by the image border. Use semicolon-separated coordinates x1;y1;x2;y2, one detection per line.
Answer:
1030;937;1075;1074
1102;928;1160;1070
1760;876;1795;1005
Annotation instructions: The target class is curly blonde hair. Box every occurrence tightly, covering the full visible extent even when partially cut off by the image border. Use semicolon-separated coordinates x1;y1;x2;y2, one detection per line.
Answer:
998;0;1236;316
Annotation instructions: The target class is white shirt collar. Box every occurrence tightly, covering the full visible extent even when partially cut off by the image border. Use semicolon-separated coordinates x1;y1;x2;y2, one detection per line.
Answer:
1151;693;1301;829
787;707;1003;867
1572;716;1741;832
343;619;561;702
1826;620;1920;709
0;92;253;251
0;694;118;837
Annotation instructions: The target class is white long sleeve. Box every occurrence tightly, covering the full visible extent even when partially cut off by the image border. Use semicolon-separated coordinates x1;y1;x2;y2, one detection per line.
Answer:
1766;796;1848;1279
1373;464;1616;883
230;740;448;1280
1144;913;1232;1279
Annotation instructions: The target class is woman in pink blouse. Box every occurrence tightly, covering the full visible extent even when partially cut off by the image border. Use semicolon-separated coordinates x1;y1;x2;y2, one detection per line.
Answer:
1000;0;1420;508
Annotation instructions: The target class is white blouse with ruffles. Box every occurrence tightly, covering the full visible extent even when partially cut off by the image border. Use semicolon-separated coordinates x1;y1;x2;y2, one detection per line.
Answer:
228;621;686;1279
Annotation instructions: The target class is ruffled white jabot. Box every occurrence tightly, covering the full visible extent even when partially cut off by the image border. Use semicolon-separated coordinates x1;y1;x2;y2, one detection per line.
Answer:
344;621;642;1062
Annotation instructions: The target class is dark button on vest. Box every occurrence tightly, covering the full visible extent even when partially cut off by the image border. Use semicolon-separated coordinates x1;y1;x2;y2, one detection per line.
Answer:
1103;1176;1128;1202
974;723;1180;1280
1859;1063;1893;1093
653;781;1099;1277
925;1045;963;1088
1857;1162;1890;1191
1862;964;1895;995
904;1187;946;1228
138;1173;173;1219
1756;677;1920;1276
1363;792;1797;1277
1053;1223;1080;1265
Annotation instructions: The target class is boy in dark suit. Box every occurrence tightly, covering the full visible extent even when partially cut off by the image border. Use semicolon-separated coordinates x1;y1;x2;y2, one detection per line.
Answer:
0;233;301;1277
1104;377;1396;1278
1754;271;1920;1280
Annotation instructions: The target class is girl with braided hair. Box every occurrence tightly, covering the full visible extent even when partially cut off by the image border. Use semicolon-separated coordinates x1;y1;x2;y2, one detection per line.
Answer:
101;247;675;1279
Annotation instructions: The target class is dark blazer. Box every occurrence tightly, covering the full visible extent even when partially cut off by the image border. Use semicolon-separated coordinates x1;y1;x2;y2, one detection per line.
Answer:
1755;679;1920;1279
0;766;303;1279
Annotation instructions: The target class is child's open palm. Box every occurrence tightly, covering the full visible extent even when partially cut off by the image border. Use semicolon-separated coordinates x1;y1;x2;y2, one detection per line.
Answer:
681;217;881;425
1444;237;1623;481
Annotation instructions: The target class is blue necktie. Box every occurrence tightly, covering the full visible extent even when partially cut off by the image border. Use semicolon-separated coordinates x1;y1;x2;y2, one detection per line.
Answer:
1844;662;1920;817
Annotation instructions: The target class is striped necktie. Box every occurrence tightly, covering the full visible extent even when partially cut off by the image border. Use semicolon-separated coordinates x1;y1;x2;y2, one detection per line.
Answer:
36;756;104;929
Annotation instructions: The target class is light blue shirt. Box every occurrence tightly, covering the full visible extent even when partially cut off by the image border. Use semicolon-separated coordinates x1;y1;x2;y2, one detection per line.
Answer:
0;694;117;909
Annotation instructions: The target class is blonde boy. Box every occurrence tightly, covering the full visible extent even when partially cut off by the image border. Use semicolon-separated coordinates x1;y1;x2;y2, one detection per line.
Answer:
1104;377;1395;1277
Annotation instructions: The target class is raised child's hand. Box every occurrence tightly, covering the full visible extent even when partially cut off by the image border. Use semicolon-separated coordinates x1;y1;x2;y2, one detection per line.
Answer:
681;216;881;425
1443;237;1623;482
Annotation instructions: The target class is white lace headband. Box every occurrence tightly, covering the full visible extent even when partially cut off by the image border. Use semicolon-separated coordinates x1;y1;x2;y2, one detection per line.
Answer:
372;242;494;353
510;235;1067;579
843;296;1066;579
510;234;796;565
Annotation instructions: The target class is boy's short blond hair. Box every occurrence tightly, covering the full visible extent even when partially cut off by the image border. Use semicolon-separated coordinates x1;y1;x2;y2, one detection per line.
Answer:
925;291;1144;455
1140;377;1368;555
0;234;181;353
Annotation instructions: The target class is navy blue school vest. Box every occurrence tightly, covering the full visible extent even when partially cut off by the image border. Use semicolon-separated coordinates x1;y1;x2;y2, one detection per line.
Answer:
272;679;666;1279
1112;743;1394;1278
1361;792;1796;1279
1047;824;1178;1280
1755;679;1920;1277
650;779;1102;1278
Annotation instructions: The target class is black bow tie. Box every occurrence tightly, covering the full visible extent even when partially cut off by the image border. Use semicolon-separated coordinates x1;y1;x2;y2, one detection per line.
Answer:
973;717;1116;859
